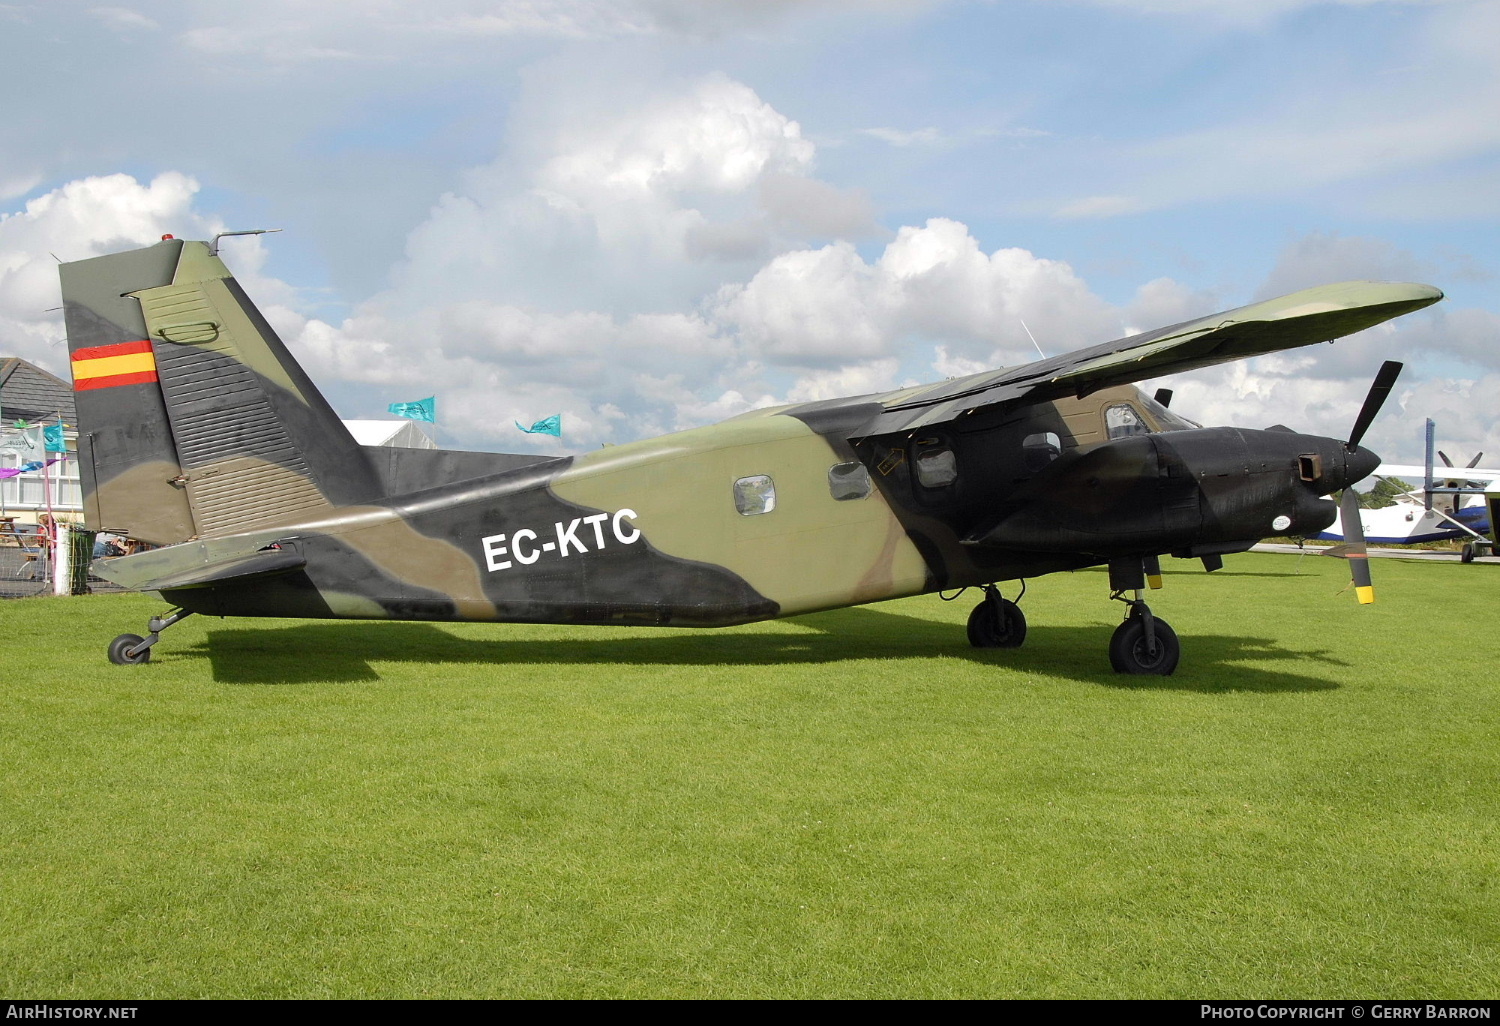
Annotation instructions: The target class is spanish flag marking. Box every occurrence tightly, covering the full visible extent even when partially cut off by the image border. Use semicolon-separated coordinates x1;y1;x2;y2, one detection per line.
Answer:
71;340;158;391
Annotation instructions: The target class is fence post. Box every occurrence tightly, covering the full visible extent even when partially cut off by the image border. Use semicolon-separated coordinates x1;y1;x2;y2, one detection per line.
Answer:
52;523;70;596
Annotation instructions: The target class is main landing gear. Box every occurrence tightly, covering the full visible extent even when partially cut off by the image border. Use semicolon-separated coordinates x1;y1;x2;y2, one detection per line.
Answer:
1106;555;1179;676
107;608;193;665
963;565;1180;674
967;584;1027;649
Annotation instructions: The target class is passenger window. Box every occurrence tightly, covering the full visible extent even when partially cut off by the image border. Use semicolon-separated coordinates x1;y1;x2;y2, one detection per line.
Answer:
733;475;777;516
1105;404;1150;440
828;462;871;501
1022;431;1062;472
914;447;958;488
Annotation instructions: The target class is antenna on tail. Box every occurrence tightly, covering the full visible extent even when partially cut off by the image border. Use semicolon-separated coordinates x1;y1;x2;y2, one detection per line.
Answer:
209;228;282;256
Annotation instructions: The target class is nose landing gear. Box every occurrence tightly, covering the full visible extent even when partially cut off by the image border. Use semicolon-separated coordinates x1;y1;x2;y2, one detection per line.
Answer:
1107;556;1179;675
1108;601;1180;675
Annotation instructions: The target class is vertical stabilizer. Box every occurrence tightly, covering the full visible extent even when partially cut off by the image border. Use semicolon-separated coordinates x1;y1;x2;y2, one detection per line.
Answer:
62;239;381;543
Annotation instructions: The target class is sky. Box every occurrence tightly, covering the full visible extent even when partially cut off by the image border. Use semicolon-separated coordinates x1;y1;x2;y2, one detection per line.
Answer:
1;0;1497;466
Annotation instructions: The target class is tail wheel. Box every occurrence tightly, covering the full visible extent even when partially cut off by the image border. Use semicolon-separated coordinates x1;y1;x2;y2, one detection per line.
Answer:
1108;618;1179;675
967;597;1027;649
108;634;150;665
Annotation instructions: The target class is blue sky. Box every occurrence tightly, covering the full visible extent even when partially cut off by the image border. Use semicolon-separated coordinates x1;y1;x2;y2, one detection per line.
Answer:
1;0;1496;461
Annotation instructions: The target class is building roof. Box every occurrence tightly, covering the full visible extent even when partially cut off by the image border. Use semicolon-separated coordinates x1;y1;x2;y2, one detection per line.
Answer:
342;419;438;449
0;357;75;426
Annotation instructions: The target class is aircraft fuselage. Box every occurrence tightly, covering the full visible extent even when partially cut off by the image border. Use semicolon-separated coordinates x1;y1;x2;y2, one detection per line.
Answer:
134;387;1371;627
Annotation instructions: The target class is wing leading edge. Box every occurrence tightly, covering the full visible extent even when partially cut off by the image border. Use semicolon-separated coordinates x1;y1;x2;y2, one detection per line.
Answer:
858;281;1442;435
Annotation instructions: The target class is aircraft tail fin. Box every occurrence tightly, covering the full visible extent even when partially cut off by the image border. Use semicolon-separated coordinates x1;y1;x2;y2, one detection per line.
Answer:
61;238;380;544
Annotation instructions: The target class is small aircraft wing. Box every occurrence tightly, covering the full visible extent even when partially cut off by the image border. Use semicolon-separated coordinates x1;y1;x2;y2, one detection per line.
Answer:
863;281;1442;435
1375;465;1500;487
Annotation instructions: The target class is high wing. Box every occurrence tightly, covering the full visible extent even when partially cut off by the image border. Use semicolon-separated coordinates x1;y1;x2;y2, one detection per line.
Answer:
1376;465;1500;487
845;281;1442;435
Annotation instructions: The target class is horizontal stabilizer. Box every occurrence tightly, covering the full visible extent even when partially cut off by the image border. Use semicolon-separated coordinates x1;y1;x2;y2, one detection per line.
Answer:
93;546;306;592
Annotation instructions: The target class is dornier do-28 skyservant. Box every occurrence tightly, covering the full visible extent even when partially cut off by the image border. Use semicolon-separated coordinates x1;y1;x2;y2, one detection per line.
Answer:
62;235;1440;674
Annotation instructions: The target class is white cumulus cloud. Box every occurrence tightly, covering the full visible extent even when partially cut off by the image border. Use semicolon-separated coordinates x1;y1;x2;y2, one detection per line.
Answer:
0;172;229;369
8;73;1491;464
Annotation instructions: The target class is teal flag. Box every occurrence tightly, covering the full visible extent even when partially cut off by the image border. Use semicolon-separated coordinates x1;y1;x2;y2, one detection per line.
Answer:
516;414;562;437
43;423;67;453
387;397;436;423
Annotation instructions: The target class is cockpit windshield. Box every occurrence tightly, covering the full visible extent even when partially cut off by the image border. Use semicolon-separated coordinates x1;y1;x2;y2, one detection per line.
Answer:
1139;394;1201;431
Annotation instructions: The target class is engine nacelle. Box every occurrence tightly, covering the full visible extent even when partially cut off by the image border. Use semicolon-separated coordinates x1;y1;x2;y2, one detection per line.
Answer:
964;427;1376;556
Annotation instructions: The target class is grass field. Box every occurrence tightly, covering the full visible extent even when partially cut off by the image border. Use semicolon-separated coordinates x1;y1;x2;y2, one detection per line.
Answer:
2;551;1497;998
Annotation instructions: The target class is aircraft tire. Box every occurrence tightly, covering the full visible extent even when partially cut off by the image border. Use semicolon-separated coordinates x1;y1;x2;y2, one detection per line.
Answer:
967;598;1027;649
1461;543;1476;563
108;633;151;666
1108;618;1179;676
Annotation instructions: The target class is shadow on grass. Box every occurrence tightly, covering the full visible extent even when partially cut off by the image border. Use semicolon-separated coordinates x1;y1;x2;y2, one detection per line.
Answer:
184;604;1341;694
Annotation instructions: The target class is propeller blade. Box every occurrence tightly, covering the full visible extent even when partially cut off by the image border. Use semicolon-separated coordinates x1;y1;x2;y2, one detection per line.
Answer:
1468;452;1485;469
1439;450;1455;468
1347;360;1404;451
1340;488;1375;604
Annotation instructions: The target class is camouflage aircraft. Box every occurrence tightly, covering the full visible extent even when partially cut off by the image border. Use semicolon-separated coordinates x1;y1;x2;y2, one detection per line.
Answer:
61;235;1441;674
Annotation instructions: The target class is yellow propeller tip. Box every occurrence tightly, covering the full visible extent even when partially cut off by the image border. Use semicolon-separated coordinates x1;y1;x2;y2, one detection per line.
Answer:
1356;586;1375;604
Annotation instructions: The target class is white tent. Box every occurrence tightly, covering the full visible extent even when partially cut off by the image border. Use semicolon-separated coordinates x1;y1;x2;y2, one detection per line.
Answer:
342;419;437;449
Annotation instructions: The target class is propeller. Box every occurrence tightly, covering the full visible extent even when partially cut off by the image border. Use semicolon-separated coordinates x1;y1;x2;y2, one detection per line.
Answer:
1345;360;1402;452
1435;451;1482;470
1338;360;1402;605
1339;488;1375;604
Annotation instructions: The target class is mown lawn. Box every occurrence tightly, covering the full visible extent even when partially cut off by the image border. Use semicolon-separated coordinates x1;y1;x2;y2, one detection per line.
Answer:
1;551;1496;998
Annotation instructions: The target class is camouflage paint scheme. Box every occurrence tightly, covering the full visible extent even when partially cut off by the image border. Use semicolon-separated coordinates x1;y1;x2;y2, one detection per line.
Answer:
61;238;1442;643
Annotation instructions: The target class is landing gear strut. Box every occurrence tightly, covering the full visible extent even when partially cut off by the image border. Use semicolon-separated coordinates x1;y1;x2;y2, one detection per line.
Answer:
107;608;193;666
1107;557;1179;675
968;584;1027;649
1108;600;1180;675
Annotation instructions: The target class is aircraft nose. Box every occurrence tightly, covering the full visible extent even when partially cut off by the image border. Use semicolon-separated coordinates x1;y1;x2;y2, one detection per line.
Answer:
1345;444;1380;487
1305;438;1381;494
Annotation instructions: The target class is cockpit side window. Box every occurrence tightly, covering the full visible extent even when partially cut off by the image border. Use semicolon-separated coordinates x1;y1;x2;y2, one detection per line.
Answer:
1105;404;1150;440
1022;431;1063;472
